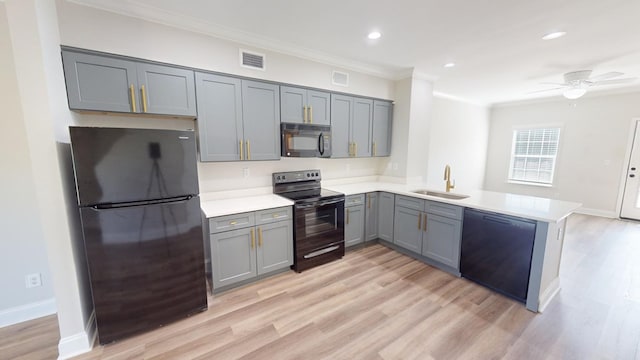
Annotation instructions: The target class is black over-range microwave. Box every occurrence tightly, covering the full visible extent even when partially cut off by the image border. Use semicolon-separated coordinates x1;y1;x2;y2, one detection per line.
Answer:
281;123;331;158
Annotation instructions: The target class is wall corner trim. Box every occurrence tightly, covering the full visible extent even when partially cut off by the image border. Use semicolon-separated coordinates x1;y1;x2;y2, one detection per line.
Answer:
0;298;57;328
57;311;96;360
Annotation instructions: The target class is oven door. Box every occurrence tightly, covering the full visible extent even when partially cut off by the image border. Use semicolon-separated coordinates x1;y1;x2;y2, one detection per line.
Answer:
281;123;331;158
293;197;344;271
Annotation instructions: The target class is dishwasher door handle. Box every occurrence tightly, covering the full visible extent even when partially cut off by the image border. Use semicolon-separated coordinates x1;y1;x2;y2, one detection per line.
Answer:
482;215;513;226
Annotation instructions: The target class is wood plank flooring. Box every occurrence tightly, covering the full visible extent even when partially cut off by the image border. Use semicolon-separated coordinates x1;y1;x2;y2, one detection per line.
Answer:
2;213;640;360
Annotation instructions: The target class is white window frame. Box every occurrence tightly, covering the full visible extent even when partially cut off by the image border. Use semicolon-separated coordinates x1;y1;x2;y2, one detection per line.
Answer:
508;126;561;187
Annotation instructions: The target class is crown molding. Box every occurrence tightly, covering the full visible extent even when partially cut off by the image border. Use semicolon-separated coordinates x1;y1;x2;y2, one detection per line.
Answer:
432;91;488;107
492;84;640;108
66;0;405;79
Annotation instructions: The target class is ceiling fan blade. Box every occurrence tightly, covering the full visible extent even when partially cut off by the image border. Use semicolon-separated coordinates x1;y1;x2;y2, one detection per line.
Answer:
526;87;565;94
589;71;624;82
591;78;638;86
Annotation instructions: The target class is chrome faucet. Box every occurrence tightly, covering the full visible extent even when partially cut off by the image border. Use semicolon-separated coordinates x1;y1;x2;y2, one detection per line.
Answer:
444;164;455;192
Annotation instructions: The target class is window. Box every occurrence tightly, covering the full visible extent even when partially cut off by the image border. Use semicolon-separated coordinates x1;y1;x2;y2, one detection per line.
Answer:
509;127;560;185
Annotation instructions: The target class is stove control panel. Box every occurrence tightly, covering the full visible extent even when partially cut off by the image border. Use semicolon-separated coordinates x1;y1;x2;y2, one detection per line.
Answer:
273;169;321;184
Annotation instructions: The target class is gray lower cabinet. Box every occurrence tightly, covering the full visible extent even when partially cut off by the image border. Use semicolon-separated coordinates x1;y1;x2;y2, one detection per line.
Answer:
330;95;373;158
422;213;461;269
62;49;196;116
209;207;292;290
393;196;462;271
365;192;378;242
210;227;257;288
372;100;393;157
378;192;395;242
196;73;280;161
345;194;365;247
393;205;424;253
280;86;330;125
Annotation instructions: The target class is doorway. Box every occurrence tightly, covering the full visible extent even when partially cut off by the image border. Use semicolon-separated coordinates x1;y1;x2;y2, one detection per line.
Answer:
621;119;640;220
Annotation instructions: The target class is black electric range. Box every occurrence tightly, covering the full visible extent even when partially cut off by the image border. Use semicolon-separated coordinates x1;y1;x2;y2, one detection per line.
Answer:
273;170;345;272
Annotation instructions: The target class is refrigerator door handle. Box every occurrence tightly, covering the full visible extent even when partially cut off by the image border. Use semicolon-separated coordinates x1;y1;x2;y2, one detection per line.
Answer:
91;195;194;210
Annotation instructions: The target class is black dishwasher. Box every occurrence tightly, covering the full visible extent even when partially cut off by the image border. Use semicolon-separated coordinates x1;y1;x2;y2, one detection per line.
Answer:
461;208;536;303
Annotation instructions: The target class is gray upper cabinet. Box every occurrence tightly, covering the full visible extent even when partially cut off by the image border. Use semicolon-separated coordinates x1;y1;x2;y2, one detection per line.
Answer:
63;51;138;113
352;98;373;157
330;95;373;158
62;49;196;117
365;192;378;242
378;192;395;242
195;73;243;161
280;86;330;125
372;100;393;157
196;75;280;162
330;94;352;158
136;63;197;117
242;80;281;161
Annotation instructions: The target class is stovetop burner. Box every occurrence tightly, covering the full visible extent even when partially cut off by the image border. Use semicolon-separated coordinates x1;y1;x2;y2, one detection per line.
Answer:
272;169;344;203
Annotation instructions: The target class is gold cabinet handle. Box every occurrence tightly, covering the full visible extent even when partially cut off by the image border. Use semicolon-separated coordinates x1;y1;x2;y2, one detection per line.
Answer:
239;140;244;160
303;106;308;123
309;105;313;123
250;228;255;249
272;213;279;218
373;142;377;156
140;85;148;113
354;142;357;157
349;142;354;157
230;221;237;225
367;194;371;209
418;212;422;229
346;208;350;225
246;140;251;160
258;227;263;247
129;84;137;112
423;214;427;232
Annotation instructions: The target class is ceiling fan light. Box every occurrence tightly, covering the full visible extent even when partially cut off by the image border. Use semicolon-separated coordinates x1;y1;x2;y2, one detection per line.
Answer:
563;87;586;99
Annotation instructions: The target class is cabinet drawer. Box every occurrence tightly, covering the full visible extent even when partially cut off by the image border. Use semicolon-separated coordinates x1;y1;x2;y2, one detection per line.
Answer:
345;194;365;207
426;201;463;220
395;195;425;211
209;212;255;233
255;206;292;225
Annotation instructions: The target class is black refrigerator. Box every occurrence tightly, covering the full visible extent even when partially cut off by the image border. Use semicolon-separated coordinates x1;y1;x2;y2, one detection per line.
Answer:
69;126;207;345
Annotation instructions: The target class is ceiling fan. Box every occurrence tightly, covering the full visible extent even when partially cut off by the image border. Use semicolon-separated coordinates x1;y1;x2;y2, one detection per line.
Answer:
531;70;637;99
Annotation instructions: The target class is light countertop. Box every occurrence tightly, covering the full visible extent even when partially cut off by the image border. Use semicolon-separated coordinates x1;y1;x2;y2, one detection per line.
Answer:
200;194;294;218
325;182;581;223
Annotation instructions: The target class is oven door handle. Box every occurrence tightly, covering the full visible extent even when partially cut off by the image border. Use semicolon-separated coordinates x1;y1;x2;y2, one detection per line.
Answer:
295;198;345;209
303;245;340;259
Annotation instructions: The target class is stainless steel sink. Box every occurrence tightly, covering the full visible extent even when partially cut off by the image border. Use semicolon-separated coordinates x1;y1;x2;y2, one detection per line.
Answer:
412;189;469;200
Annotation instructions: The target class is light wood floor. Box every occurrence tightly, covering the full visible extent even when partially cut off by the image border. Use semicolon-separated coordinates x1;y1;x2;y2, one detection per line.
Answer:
2;213;640;360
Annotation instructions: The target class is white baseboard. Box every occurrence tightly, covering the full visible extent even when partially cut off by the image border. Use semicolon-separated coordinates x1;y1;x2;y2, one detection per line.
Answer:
0;298;57;328
538;277;560;313
57;311;96;360
574;207;617;219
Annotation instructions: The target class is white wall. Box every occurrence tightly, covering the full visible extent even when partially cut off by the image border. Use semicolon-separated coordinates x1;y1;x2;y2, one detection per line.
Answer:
405;76;434;182
0;3;55;326
56;1;394;101
485;92;640;216
427;96;489;191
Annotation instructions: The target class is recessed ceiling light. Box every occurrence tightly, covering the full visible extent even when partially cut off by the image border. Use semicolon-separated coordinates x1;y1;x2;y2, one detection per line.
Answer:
444;62;456;68
367;31;381;40
542;31;566;40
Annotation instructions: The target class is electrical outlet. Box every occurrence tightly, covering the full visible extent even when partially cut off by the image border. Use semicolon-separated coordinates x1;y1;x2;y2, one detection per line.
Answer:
242;168;250;178
25;273;42;288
